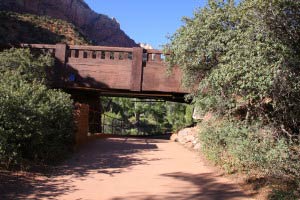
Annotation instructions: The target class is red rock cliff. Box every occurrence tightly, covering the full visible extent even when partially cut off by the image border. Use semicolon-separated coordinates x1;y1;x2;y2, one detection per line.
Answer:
0;0;138;47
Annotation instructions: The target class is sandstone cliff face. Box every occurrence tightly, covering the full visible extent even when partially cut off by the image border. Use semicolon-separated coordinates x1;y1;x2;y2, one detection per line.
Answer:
0;0;137;47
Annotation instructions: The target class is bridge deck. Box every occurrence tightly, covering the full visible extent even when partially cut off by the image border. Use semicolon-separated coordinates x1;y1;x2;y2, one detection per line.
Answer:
23;44;188;100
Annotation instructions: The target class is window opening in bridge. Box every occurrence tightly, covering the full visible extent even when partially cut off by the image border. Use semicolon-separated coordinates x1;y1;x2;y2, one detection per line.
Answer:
119;52;124;60
161;54;166;61
92;51;97;59
101;51;105;59
152;54;156;61
156;54;162;62
41;49;47;54
83;51;88;58
41;48;54;55
50;49;56;56
128;52;133;60
110;52;115;60
147;53;155;61
142;53;148;62
67;50;72;58
75;50;79;58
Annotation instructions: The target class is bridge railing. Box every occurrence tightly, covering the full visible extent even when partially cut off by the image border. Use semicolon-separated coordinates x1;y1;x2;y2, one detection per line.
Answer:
145;49;169;63
67;45;134;63
21;43;169;64
21;44;56;55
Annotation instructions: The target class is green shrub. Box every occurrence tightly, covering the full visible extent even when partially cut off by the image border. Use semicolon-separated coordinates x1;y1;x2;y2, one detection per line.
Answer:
0;48;53;84
199;118;300;181
166;0;300;193
269;190;298;200
166;0;300;133
0;72;74;168
0;48;74;168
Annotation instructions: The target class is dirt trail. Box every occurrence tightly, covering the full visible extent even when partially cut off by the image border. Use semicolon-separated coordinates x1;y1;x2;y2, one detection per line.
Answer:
1;137;254;200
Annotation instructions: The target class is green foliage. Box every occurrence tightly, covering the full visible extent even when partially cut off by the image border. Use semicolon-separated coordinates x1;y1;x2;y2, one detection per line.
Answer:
199;119;300;180
0;72;74;167
0;49;74;168
166;0;300;194
269;189;299;200
166;0;300;130
102;97;193;135
0;48;53;83
165;102;194;131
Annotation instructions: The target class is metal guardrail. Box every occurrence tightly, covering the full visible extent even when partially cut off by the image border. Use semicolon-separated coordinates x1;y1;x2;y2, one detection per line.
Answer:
101;113;170;136
101;113;130;135
89;107;171;135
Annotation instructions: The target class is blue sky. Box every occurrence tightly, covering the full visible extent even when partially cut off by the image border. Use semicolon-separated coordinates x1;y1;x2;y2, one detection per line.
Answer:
84;0;208;49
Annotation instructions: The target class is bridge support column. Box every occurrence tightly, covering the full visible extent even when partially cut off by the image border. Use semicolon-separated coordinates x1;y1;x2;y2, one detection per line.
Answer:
74;103;89;147
71;92;102;134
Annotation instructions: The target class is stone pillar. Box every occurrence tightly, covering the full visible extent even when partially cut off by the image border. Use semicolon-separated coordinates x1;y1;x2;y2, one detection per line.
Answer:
74;103;89;147
71;92;102;134
87;95;102;134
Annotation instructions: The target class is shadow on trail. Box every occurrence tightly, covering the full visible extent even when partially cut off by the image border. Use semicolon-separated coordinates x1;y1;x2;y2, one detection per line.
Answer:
0;170;77;200
111;172;252;200
0;137;161;200
57;137;161;177
162;172;251;200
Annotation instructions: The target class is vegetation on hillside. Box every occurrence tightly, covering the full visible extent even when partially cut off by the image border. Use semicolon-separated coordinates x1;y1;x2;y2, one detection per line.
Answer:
0;48;74;169
0;11;90;45
166;0;300;198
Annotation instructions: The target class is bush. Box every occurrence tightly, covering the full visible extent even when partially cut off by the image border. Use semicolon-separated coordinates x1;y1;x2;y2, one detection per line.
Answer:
166;0;300;193
0;72;74;168
199;118;300;182
0;48;74;168
166;0;300;134
0;48;53;84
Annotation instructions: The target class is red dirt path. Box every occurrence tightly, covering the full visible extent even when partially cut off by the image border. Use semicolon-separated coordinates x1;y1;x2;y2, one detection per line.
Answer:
0;137;254;200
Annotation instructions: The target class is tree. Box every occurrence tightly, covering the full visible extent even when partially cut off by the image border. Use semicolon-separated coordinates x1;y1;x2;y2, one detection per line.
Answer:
0;49;74;168
0;48;53;84
166;0;300;131
165;0;300;192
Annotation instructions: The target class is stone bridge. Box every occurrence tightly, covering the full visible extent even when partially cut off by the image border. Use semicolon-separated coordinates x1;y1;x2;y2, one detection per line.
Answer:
23;43;188;101
20;43;189;138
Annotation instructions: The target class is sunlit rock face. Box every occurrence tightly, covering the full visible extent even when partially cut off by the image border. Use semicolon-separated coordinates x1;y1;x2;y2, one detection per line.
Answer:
0;0;138;47
171;127;201;151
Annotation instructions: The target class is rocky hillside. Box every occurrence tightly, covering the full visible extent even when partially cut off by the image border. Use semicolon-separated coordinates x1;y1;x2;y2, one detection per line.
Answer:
0;11;90;45
0;0;137;47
